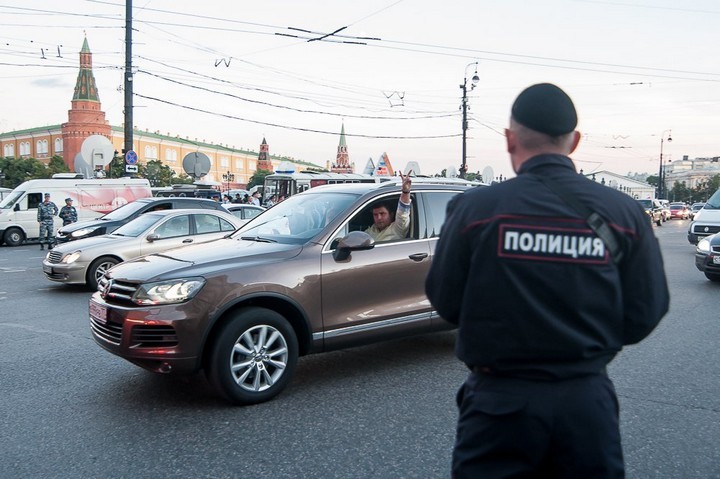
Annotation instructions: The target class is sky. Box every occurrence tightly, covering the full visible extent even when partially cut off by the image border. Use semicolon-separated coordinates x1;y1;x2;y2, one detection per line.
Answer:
0;0;718;181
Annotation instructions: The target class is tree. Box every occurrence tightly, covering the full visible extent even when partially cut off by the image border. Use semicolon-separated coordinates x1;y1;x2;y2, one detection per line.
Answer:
144;159;178;187
247;169;272;189
669;181;692;203
0;157;47;188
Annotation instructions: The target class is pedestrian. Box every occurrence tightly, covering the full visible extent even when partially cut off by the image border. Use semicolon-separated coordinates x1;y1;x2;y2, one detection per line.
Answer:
58;197;78;226
37;193;58;250
251;191;261;206
426;83;669;478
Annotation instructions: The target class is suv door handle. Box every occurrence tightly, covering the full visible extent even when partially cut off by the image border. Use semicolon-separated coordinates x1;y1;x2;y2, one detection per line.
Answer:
408;253;429;261
182;238;194;243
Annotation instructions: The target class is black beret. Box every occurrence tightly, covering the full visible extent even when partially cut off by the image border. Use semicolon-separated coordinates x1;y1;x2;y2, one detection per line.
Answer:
511;83;577;136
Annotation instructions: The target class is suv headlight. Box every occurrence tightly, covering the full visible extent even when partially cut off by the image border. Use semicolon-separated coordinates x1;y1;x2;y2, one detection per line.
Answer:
132;278;206;305
697;238;711;254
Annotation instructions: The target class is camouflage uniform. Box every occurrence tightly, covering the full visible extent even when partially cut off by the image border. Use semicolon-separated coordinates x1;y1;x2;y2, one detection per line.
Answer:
37;199;58;249
59;204;78;226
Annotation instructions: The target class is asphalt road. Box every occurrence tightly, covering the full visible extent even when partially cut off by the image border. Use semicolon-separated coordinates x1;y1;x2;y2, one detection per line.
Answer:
0;219;718;478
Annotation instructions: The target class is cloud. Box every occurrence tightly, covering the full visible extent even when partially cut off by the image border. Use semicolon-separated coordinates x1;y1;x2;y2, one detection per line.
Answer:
31;78;71;89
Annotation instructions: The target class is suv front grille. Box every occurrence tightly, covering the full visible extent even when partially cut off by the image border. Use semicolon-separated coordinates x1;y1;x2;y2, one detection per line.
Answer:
130;325;178;348
90;317;123;345
98;276;140;306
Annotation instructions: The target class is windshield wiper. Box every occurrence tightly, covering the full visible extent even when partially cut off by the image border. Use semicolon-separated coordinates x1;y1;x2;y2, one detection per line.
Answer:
240;236;277;243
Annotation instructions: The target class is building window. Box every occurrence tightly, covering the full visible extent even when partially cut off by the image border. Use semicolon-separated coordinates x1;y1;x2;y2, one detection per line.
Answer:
54;138;63;153
165;149;177;162
3;144;14;157
220;156;229;168
144;145;158;160
36;140;49;157
235;159;244;170
19;142;31;156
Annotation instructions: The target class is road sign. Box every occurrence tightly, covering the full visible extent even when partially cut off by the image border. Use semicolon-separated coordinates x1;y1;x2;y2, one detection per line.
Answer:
125;150;138;165
125;165;138;173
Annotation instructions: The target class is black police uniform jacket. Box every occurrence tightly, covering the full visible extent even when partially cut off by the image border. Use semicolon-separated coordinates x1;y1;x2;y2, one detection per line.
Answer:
426;154;669;379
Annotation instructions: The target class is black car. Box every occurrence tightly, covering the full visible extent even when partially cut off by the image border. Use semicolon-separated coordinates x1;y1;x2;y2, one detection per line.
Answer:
694;232;720;281
56;197;226;243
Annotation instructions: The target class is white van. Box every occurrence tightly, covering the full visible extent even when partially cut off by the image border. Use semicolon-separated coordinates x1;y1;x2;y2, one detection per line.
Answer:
688;189;720;244
0;177;151;246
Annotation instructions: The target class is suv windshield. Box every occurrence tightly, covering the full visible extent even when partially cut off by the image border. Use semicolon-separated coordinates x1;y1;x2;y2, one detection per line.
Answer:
232;191;359;244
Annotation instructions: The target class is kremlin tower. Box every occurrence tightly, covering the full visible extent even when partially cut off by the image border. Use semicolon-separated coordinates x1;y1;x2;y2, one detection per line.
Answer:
330;123;354;173
61;36;111;171
256;137;273;171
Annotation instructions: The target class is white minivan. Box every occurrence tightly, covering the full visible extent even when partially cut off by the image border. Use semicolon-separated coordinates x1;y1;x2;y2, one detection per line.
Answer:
0;176;151;246
688;189;720;244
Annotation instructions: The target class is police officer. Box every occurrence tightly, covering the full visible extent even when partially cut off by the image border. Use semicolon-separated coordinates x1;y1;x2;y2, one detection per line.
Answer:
426;83;669;478
59;197;78;226
37;193;58;250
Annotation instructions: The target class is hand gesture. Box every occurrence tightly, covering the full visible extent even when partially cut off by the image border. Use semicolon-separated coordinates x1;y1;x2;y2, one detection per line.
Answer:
400;170;413;194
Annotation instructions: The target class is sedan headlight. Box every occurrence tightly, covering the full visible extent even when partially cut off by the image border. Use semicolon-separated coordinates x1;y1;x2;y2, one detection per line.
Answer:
71;227;98;238
132;278;206;305
61;251;82;264
697;238;711;254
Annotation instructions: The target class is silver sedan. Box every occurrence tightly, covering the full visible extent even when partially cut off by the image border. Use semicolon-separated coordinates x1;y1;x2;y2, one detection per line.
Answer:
43;209;242;289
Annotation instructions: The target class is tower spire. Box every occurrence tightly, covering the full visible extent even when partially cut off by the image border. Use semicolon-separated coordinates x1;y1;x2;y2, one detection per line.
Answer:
331;122;353;173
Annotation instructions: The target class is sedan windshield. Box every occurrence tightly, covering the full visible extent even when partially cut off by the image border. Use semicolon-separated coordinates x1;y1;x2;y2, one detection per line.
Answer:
111;213;163;237
233;191;358;244
100;201;150;220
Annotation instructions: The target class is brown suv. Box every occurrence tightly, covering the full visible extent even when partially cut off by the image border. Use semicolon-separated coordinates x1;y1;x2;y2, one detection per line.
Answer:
89;179;477;404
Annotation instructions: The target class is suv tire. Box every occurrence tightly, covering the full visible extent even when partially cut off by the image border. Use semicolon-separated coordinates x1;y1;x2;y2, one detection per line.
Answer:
207;307;298;405
704;272;720;282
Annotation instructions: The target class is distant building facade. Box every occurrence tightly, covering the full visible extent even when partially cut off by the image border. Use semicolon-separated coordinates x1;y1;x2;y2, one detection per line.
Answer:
583;170;655;199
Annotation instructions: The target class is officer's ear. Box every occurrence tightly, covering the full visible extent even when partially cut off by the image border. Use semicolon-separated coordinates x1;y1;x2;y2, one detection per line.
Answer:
568;131;581;154
505;128;516;154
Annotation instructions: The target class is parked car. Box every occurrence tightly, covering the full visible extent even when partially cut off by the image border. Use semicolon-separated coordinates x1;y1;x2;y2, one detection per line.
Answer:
88;180;478;405
44;209;242;289
637;199;663;226
56;197;226;243
669;204;689;220
694;232;720;281
223;204;265;224
689;202;705;220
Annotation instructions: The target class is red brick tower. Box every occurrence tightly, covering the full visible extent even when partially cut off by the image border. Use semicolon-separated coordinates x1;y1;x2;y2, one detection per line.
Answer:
61;36;111;171
331;123;354;173
256;137;273;171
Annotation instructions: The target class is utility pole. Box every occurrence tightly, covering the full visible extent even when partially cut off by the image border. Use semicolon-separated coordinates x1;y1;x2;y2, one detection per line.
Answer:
460;62;479;179
123;0;133;176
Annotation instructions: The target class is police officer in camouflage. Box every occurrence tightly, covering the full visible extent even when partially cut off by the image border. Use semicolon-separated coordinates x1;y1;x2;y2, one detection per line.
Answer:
37;193;58;250
59;197;78;226
426;83;669;478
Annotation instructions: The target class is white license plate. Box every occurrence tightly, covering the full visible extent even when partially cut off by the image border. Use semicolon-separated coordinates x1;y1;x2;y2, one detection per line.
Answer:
713;256;720;265
43;265;52;274
89;301;107;324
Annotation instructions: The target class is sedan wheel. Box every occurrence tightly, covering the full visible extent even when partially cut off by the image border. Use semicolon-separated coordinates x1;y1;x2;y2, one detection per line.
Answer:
87;256;119;290
207;307;298;405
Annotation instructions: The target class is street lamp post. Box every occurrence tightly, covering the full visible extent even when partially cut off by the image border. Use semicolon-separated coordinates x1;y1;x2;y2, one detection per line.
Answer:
222;171;235;194
460;62;479;179
658;130;672;199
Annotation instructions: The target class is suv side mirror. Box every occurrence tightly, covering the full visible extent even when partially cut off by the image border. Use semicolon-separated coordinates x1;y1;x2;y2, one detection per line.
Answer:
333;231;375;261
146;233;160;242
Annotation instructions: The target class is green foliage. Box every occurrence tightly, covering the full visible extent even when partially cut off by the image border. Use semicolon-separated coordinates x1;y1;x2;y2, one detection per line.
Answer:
0;157;50;188
144;159;178;187
171;174;194;185
247;169;272;189
47;155;71;176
